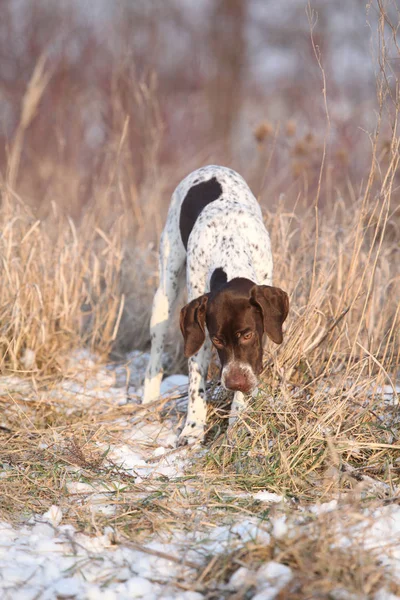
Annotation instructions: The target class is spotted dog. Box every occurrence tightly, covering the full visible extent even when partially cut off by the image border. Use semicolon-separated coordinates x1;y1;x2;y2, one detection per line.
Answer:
143;165;289;445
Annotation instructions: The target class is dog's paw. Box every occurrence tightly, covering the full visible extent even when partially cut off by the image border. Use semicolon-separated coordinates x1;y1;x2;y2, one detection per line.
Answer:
178;422;205;446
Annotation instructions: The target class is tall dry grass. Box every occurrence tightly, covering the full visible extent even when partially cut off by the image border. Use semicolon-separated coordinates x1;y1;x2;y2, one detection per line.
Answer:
0;53;166;374
0;60;124;375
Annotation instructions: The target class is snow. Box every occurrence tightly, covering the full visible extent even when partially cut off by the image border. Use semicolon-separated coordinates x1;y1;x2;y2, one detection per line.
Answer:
42;505;63;527
1;350;400;599
0;511;199;599
228;562;292;599
253;562;293;600
252;490;284;503
160;374;189;396
375;384;400;406
375;590;400;600
352;504;400;573
229;566;253;589
271;515;288;540
0;508;282;599
195;519;271;556
309;499;338;515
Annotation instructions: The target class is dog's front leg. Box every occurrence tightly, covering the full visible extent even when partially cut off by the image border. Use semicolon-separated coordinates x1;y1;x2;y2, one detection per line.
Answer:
178;339;211;446
229;391;248;426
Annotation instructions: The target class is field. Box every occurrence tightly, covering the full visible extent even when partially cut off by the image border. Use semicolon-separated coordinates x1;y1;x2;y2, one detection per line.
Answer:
0;1;400;599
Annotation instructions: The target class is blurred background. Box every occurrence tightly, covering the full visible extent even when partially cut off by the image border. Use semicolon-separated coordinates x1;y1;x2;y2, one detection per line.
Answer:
1;0;396;221
0;0;399;362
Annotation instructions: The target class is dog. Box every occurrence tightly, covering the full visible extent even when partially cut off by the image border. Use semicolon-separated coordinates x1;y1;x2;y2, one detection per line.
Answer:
142;165;289;445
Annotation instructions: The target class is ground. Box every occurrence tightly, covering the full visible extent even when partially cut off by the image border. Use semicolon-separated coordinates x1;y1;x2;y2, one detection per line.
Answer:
1;349;400;600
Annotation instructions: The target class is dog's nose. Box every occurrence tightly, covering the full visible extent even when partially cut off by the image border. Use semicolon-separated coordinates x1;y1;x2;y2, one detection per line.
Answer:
224;372;252;393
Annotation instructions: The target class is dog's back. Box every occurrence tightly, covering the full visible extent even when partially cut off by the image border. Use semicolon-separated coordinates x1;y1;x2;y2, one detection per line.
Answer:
168;166;262;247
162;165;272;298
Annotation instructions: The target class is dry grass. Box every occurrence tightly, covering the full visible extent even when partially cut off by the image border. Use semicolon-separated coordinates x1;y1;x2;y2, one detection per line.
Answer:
0;195;126;375
0;1;400;597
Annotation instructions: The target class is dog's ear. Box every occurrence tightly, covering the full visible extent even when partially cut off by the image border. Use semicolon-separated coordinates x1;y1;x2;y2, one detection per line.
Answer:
180;294;209;357
250;285;289;344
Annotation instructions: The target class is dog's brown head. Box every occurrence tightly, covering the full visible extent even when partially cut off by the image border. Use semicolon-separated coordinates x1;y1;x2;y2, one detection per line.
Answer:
180;278;289;394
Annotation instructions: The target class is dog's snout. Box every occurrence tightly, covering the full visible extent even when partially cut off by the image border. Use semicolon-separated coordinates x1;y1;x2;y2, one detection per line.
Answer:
224;369;255;394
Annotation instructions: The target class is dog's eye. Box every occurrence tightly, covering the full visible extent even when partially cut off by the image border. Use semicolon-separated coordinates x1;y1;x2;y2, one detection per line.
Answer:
242;331;253;341
212;337;224;347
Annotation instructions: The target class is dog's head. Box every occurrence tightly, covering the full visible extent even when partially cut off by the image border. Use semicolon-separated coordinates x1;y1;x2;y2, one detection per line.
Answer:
180;278;289;394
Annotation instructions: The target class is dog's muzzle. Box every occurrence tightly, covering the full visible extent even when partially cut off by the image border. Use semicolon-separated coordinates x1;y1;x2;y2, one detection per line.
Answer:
221;362;258;394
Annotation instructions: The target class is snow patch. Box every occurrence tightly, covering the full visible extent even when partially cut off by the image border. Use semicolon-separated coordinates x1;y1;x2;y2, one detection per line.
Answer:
253;490;284;503
42;505;63;527
310;500;338;515
160;374;189;397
